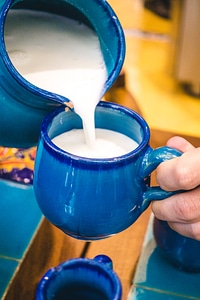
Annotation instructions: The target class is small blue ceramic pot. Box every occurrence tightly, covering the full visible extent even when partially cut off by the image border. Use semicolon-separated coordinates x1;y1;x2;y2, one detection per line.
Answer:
0;0;125;147
36;255;122;300
33;101;182;240
153;217;200;273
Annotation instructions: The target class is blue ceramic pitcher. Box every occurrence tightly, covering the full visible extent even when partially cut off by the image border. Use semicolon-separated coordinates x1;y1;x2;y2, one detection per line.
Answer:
0;0;125;147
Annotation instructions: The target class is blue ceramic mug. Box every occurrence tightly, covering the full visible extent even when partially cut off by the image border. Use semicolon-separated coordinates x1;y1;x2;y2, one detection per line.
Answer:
33;101;182;240
36;255;122;300
0;0;125;147
153;217;200;273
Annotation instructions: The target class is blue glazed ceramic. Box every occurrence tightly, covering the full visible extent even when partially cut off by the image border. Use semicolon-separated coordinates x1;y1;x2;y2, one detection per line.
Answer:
0;0;125;147
153;217;200;273
36;255;122;300
33;101;182;240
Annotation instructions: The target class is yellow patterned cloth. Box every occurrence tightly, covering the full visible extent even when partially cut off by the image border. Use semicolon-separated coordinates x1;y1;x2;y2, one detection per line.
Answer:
0;147;36;184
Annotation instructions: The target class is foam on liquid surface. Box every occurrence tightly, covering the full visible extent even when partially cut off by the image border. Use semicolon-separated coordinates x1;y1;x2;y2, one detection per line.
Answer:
52;129;138;158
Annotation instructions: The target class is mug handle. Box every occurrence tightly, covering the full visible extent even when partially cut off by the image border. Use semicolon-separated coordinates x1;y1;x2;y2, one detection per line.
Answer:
139;146;182;210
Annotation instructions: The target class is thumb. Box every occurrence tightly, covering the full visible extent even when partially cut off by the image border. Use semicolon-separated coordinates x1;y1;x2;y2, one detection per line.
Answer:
166;136;195;153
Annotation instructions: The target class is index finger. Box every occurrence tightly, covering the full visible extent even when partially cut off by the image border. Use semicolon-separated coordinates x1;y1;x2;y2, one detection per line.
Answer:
152;186;200;223
156;148;200;191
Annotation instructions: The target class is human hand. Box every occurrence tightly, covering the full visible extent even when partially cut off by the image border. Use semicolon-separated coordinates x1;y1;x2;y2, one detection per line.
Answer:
152;136;200;240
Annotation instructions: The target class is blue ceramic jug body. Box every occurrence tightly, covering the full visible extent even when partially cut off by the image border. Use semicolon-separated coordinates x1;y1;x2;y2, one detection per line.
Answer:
36;255;122;300
153;217;200;273
0;0;125;147
33;101;182;240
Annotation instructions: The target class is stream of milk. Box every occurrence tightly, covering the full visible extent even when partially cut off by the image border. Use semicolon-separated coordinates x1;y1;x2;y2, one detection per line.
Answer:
5;9;107;148
5;9;138;157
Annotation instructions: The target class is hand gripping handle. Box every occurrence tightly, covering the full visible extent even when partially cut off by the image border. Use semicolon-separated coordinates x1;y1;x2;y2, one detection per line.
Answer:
139;146;182;210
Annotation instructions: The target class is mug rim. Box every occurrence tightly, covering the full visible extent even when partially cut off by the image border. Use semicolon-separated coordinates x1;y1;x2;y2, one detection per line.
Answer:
41;101;150;164
36;257;122;300
0;0;125;105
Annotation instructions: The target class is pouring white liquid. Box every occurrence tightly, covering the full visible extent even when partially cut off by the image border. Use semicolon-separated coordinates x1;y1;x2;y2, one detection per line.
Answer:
5;9;136;158
4;9;107;147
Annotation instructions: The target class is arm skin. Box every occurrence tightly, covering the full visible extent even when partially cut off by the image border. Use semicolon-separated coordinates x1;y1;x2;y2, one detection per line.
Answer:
152;136;200;240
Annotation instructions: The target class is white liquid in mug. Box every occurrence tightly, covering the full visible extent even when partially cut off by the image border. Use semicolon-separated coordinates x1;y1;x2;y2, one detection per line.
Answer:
52;129;139;158
4;9;107;147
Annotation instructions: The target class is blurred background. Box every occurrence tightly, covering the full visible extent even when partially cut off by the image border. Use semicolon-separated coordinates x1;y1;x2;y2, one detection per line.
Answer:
107;0;200;139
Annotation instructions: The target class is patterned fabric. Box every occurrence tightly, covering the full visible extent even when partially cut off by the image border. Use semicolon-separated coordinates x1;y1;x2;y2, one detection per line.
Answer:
0;147;36;184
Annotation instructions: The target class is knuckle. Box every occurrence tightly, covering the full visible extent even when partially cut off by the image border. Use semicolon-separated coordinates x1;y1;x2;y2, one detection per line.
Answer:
173;162;194;190
174;194;197;221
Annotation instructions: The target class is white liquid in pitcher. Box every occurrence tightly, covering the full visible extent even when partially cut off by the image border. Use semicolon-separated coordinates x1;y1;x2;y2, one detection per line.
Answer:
52;129;139;158
4;9;107;147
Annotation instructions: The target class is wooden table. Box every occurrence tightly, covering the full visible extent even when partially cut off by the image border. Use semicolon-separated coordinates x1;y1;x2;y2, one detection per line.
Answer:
5;85;200;300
